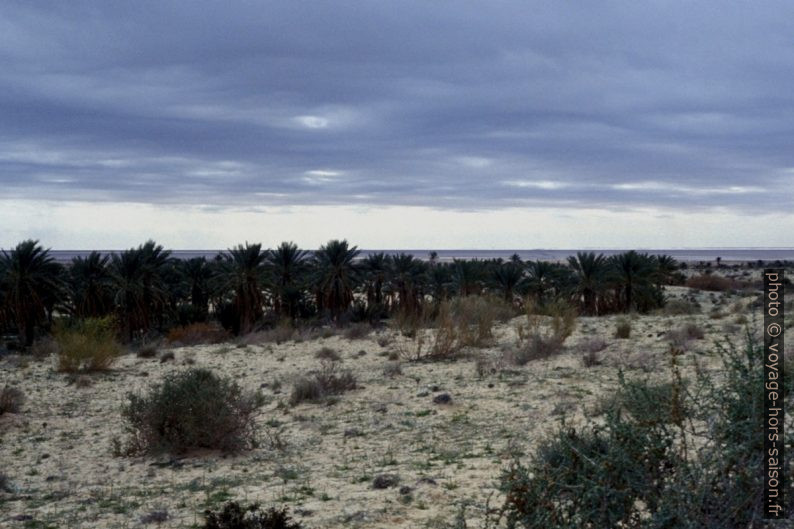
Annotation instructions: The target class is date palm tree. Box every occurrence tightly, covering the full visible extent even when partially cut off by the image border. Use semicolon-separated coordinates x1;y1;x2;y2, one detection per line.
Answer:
525;260;557;307
567;251;607;316
267;241;309;319
213;243;269;334
362;252;389;307
653;254;682;287
389;253;426;315
69;251;114;318
0;240;64;346
138;240;173;329
179;257;212;322
492;262;525;301
608;250;658;313
452;259;482;297
111;248;146;340
312;239;360;321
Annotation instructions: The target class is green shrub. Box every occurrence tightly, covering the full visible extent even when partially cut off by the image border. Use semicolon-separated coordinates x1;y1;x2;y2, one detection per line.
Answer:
496;335;793;529
55;317;120;373
121;368;263;454
203;501;303;529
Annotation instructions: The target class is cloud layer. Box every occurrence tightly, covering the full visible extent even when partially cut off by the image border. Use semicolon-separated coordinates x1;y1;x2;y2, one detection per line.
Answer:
2;1;793;222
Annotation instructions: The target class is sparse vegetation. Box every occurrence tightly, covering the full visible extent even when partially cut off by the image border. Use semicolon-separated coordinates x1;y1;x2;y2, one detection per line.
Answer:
511;299;576;364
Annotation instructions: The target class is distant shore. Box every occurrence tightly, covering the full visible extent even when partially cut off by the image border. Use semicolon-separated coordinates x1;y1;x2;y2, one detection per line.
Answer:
43;248;794;264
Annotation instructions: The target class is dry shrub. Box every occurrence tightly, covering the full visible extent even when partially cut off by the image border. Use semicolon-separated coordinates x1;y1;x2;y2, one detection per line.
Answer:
343;322;373;340
136;345;159;358
167;322;229;346
449;295;506;347
55;317;120;373
474;352;504;378
615;318;632;339
402;295;514;362
122;368;262;454
383;361;402;378
665;322;705;350
393;308;429;338
290;360;357;406
510;299;577;364
0;385;24;414
30;337;58;360
578;337;608;354
663;299;701;316
241;320;297;345
686;274;736;292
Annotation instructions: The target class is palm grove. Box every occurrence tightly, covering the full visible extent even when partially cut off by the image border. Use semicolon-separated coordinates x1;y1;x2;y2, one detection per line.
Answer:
0;239;683;347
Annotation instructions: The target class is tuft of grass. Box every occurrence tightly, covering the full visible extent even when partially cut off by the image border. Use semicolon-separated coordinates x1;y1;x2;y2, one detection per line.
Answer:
290;361;357;406
614;318;632;339
55;317;120;373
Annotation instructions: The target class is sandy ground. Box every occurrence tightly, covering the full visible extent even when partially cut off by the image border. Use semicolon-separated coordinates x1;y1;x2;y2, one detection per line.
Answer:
0;277;781;528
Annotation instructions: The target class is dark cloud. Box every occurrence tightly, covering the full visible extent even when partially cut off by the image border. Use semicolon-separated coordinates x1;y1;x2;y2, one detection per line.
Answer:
1;0;793;212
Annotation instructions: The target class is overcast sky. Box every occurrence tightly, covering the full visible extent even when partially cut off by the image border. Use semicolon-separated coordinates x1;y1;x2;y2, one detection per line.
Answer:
1;1;793;249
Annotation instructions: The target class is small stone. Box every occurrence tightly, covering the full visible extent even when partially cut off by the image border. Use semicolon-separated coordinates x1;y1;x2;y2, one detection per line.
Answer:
399;485;413;495
433;393;452;405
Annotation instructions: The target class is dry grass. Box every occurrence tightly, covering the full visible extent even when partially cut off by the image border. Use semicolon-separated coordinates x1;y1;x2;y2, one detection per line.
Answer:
686;274;737;292
166;322;229;346
55;317;121;373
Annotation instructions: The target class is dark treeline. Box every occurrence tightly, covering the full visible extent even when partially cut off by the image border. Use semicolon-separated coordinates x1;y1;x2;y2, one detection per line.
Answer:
0;239;685;346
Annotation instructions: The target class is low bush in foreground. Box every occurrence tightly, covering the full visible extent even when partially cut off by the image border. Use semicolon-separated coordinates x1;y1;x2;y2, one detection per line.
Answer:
496;336;793;529
121;368;263;454
203;501;303;529
55;317;120;372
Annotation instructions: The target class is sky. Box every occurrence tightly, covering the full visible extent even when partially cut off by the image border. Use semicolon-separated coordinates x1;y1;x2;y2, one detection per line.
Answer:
1;1;793;249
